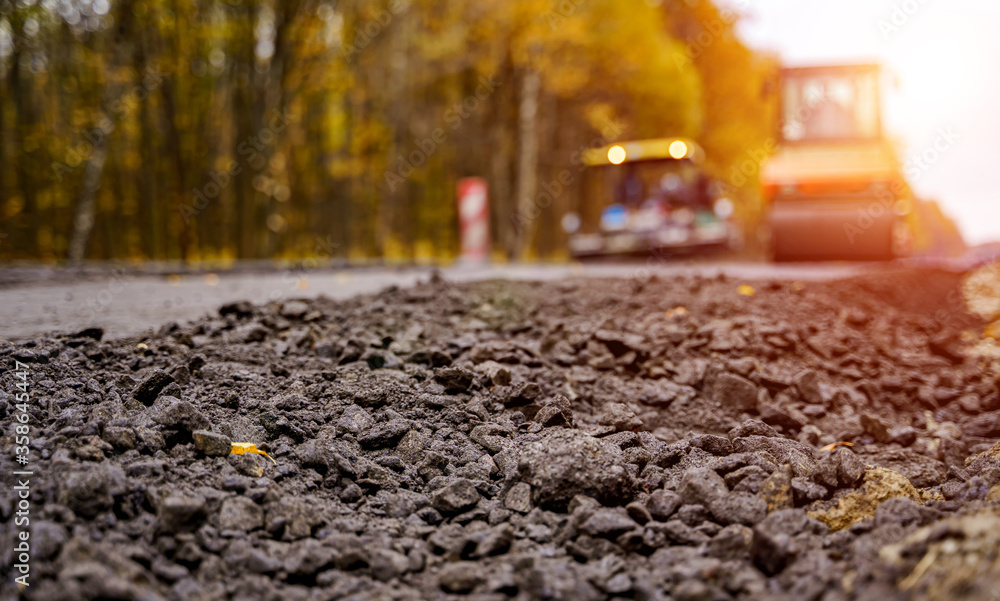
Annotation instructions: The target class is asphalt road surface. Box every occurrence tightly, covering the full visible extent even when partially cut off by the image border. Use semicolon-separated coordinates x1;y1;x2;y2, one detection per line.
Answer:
0;261;872;341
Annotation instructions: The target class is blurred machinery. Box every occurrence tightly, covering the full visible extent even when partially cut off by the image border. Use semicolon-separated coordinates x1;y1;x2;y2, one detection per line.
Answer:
761;64;915;261
563;138;740;258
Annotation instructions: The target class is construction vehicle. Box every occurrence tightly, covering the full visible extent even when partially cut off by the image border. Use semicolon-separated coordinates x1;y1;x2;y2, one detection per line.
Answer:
761;64;915;261
563;138;740;258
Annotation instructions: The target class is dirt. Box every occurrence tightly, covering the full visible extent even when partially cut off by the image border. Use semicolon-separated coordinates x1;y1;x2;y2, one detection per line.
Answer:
2;267;1000;600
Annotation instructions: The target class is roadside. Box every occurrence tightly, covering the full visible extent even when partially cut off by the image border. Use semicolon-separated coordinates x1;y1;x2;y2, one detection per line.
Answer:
0;261;870;341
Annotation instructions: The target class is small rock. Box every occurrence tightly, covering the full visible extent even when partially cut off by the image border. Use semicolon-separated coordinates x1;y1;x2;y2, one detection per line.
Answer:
434;367;475;394
625;501;652;524
705;523;754;560
470;424;511;454
580;508;638;538
758;465;794;512
101;426;136;451
888;426;918;447
791;477;827;505
759;400;808;431
504;482;533;513
219;300;254;318
835;448;865;488
713;372;759;412
432;478;480;514
152;397;210;433
679;467;766;526
58;464;126;518
474;524;514;558
475;361;512;386
860;413;890;443
535;395;574;427
216;496;263;532
395;429;430;464
339;483;363;503
660;520;710;545
438;561;484;593
689;434;733;456
965;411;1000;438
517;428;636;510
193;430;232;457
728;419;779;439
338;406;374;434
158;495;208;533
359;419;411;449
751;509;827;575
807;466;932;531
234;323;269;343
646;489;682;521
280;542;333;582
873;497;942;528
794;370;824;405
279;300;310;319
370;548;411;582
133;370;175;406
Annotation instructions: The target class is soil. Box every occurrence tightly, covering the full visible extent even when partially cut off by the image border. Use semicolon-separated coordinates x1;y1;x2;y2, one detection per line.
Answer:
2;267;1000;601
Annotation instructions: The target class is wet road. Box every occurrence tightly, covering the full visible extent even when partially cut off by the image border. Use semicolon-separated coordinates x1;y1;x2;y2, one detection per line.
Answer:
0;261;872;341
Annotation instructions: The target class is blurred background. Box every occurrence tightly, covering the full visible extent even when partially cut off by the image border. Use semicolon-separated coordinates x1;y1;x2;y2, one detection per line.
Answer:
0;0;994;265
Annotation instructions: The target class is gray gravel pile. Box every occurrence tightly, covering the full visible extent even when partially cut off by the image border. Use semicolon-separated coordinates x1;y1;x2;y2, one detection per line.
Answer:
2;268;1000;600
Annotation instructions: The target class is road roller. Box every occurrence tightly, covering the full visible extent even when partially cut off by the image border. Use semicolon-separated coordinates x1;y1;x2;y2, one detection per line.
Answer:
761;64;915;261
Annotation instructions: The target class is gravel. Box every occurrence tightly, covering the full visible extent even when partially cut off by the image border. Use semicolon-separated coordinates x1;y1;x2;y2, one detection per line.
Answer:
2;267;999;599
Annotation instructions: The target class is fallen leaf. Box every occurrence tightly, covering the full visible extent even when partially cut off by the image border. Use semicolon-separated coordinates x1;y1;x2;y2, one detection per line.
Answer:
231;442;277;465
820;441;855;452
737;285;756;297
665;306;689;319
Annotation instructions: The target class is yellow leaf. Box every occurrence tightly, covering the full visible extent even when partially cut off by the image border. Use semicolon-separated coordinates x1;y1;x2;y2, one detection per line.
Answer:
665;306;689;318
819;441;854;452
231;442;277;466
737;285;755;297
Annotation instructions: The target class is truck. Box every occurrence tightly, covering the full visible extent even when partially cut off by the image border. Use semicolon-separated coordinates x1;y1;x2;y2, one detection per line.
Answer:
563;137;740;258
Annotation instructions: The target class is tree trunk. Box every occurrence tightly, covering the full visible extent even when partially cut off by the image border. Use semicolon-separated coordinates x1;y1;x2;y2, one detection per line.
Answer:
67;0;135;264
513;68;540;260
67;140;108;264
